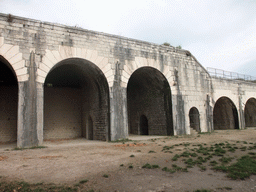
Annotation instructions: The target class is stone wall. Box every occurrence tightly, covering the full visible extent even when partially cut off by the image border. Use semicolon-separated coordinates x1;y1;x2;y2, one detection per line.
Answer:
0;13;256;147
0;86;18;143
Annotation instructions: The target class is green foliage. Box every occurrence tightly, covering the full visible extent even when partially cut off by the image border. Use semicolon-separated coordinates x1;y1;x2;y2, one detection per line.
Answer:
110;138;131;143
194;189;211;192
213;155;256;180
172;154;180;161
219;156;233;164
142;163;159;169
79;179;88;184
162;42;170;46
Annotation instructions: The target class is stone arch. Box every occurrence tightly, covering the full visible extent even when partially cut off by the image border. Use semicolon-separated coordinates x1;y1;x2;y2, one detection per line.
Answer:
244;97;256;128
213;97;239;130
127;66;173;136
44;58;110;141
0;38;27;82
0;55;18;143
122;56;172;88
38;47;114;86
189;107;200;132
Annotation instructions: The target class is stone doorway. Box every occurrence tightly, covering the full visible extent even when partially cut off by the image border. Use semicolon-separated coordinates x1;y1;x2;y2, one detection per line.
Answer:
140;115;149;135
189;107;200;132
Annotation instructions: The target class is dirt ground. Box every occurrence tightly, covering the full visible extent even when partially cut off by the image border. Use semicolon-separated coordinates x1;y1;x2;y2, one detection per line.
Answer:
0;129;255;192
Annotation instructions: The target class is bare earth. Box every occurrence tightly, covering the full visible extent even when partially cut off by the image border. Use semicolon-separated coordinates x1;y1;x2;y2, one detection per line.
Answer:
0;129;255;192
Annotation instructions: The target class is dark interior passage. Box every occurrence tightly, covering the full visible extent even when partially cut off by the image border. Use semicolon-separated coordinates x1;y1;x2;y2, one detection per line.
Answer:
140;115;149;135
44;58;109;141
189;107;200;132
244;98;256;128
127;67;173;136
0;56;18;143
213;97;239;130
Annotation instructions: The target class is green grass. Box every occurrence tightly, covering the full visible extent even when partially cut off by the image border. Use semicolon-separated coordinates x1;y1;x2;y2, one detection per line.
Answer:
103;174;109;178
172;154;180;161
79;179;88;184
213;155;256;180
110;138;131;143
219;156;233;164
0;181;78;192
142;163;159;169
14;146;47;150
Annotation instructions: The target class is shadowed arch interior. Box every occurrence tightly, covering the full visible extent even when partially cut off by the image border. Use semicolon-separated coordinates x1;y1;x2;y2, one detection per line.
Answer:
244;98;256;128
213;97;239;130
140;115;149;135
189;107;200;132
127;67;173;136
0;56;18;143
44;58;110;141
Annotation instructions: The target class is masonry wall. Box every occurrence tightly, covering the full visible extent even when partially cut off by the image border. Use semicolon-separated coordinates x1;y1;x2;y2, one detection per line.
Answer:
44;87;82;140
0;86;18;143
128;86;168;135
82;81;109;141
1;13;256;147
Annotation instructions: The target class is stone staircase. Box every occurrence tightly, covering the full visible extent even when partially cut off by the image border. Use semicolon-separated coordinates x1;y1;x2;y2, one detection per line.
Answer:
190;128;198;136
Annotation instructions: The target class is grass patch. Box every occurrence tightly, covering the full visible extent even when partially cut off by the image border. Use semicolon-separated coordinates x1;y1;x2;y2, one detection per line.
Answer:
103;174;109;178
13;146;47;150
213;155;256;180
79;179;88;184
210;160;218;166
172;154;180;161
142;163;159;169
219;156;233;164
0;181;78;192
198;165;206;171
148;150;156;153
110;138;131;143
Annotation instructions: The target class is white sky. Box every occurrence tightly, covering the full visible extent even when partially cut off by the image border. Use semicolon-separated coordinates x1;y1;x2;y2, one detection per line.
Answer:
0;0;255;76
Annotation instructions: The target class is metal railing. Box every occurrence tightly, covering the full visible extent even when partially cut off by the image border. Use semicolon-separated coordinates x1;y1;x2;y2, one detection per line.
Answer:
207;67;256;82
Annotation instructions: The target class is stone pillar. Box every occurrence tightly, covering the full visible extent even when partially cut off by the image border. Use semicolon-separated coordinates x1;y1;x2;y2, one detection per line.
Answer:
172;69;186;135
17;51;43;148
109;61;128;141
238;84;245;129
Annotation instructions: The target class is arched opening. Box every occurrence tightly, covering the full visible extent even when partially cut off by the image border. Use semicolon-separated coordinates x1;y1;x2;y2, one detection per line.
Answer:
140;115;148;135
44;58;109;141
0;56;18;143
244;98;256;128
127;67;173;136
213;97;239;130
189;107;200;132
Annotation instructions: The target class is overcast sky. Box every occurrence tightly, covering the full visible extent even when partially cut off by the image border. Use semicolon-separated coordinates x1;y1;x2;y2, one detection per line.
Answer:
1;0;255;76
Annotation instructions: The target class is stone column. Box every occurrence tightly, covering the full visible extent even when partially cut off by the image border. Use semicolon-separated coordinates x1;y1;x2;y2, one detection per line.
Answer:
17;51;43;148
109;61;128;141
238;84;245;129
